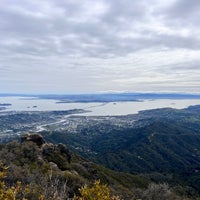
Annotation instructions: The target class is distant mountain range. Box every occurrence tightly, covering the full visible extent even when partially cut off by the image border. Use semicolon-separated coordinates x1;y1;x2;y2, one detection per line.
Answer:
1;92;200;102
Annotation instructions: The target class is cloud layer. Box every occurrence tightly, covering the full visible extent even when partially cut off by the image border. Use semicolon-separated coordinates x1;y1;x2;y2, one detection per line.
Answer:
0;0;199;93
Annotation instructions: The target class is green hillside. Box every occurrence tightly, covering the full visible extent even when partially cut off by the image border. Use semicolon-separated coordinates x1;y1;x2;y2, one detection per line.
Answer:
0;134;152;199
41;105;200;196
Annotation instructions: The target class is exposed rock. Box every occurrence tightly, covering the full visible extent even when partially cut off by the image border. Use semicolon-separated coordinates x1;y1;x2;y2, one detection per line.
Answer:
42;143;71;170
21;133;71;170
42;143;55;155
21;133;46;147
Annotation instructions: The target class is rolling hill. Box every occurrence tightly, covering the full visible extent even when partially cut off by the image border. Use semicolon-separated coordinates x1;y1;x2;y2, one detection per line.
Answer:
41;105;200;196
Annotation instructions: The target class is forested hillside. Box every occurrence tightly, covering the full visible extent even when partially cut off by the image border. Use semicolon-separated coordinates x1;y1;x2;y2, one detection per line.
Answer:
0;134;154;199
1;133;197;199
41;105;200;196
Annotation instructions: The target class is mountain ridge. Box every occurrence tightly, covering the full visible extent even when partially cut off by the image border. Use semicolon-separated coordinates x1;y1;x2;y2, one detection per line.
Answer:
40;105;200;196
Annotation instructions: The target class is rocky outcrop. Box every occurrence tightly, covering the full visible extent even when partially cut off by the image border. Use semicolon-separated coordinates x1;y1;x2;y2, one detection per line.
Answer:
21;133;46;147
42;143;71;170
21;133;71;170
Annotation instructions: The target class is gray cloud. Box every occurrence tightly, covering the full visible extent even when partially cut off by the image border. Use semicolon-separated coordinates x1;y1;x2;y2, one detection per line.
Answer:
0;0;199;93
165;0;200;22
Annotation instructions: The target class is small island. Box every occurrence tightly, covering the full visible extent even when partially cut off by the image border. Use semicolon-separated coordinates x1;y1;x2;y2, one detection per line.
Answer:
0;103;12;106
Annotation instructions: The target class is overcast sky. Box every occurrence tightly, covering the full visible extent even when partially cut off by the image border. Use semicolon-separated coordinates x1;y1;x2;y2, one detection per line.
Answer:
0;0;200;94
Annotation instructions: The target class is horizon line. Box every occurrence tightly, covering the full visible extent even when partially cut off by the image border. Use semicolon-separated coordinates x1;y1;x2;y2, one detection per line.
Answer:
0;92;200;96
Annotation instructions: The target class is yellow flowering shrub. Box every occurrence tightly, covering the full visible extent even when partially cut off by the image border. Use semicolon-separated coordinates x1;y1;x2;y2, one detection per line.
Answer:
74;180;120;200
1;160;121;200
0;161;29;200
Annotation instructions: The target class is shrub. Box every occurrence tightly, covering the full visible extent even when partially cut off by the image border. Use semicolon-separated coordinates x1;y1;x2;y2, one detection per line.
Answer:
0;161;29;200
74;180;120;200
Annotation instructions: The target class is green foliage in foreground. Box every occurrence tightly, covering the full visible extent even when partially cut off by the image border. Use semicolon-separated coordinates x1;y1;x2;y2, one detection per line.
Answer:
0;137;192;200
0;159;195;200
0;138;146;199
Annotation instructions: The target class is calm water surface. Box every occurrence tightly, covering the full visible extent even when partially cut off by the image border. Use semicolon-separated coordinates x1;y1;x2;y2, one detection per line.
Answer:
0;97;200;116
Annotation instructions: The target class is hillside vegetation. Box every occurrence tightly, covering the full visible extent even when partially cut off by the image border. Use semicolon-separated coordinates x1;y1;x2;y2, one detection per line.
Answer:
0;133;158;200
41;105;200;197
